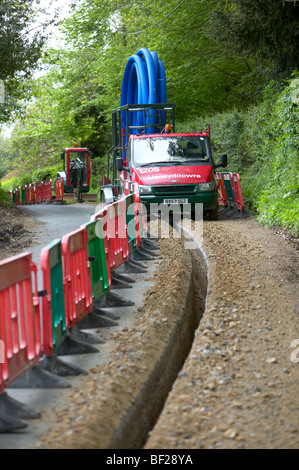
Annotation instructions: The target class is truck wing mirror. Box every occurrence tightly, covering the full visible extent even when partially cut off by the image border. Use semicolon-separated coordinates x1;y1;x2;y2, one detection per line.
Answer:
116;158;123;171
215;153;227;169
220;153;227;167
61;152;65;160
116;157;129;172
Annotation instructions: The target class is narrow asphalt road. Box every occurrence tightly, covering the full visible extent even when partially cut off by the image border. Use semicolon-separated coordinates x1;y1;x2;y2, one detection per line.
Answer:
19;203;99;288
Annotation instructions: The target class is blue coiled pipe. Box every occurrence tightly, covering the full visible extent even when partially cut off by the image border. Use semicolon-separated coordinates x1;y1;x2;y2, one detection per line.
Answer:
120;48;167;136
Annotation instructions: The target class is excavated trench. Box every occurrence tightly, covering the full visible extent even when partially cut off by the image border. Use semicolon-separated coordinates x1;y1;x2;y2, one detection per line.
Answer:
108;226;208;449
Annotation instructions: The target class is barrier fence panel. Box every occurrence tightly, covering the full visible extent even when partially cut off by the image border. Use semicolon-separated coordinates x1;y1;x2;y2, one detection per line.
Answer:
221;172;235;208
35;181;44;204
43;180;52;203
11;183;39;205
0;252;41;393
30;183;36;204
25;185;30;205
102;205;115;271
125;193;136;253
40;240;67;357
20;187;25;205
231;173;245;212
215;172;229;207
55;177;64;202
83;220;110;302
104;207;115;271
14;189;18;205
123;180;131;196
130;183;143;247
90;208;112;290
61;226;93;329
92;201;128;273
119;197;130;264
109;199;129;271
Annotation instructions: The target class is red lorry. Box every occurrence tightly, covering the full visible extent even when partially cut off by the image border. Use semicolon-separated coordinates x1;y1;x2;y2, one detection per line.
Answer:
106;104;227;220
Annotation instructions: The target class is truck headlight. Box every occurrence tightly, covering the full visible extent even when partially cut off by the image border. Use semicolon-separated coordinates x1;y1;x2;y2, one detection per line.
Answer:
197;181;217;192
139;185;153;194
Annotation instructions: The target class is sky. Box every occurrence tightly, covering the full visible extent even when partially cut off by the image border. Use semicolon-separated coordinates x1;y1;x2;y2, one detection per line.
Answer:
35;0;74;47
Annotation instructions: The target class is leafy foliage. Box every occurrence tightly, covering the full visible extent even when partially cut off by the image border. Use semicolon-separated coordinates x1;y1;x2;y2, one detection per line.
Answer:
0;183;11;206
208;0;299;80
178;77;299;234
1;164;63;192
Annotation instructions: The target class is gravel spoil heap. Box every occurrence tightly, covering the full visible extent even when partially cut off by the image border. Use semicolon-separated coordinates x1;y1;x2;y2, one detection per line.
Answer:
145;215;299;449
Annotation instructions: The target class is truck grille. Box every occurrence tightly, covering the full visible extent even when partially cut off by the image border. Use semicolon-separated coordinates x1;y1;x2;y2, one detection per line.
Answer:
153;185;196;194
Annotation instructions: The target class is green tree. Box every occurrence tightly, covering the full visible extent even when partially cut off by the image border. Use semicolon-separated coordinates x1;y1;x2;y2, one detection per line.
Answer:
208;0;299;81
0;0;55;123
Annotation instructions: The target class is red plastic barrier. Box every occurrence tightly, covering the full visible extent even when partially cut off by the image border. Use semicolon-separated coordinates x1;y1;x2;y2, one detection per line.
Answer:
231;173;245;211
123;180;130;196
0;252;41;393
14;188;19;206
25;185;31;205
43;179;52;203
131;183;142;247
30;183;36;204
99;175;111;187
18;187;22;205
55;177;64;202
91;198;129;272
61;227;93;329
215;172;229;206
109;198;129;270
35;181;44;203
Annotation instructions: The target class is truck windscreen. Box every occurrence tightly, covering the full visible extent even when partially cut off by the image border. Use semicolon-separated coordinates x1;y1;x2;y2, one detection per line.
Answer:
132;136;210;167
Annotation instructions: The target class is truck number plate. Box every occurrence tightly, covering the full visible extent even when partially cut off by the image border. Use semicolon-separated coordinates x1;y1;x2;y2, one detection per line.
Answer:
163;198;188;204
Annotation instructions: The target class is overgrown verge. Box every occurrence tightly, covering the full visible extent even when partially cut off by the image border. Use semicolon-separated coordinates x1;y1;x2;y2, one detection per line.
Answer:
0;183;11;206
0;164;63;193
177;78;299;235
1;160;106;195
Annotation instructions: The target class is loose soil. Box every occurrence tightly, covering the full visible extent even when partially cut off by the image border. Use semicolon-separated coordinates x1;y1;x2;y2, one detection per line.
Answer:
0;206;38;261
1;204;298;449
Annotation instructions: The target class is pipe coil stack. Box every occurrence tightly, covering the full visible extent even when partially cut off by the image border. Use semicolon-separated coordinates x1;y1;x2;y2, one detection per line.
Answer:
120;48;167;134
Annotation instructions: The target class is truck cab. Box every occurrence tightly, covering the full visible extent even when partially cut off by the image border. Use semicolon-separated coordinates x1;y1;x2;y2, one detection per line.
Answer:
117;131;227;219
